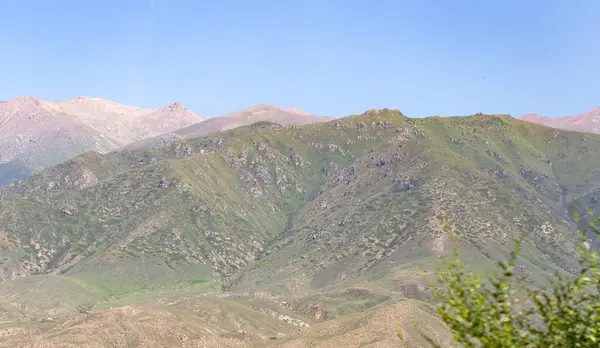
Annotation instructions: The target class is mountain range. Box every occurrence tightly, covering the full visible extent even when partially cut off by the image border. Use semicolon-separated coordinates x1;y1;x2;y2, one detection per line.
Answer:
518;106;600;134
0;97;333;185
124;103;334;150
1;107;600;347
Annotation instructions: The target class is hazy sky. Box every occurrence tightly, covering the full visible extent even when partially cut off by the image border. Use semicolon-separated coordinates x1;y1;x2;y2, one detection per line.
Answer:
1;0;599;118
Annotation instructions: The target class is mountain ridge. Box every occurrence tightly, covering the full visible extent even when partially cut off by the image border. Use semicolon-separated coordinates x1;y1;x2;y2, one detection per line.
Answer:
0;95;205;184
124;103;334;150
2;109;599;346
0;97;333;186
518;106;600;134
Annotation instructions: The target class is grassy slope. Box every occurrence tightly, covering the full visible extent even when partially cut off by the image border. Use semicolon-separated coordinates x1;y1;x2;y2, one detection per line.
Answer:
233;112;589;295
1;111;600;346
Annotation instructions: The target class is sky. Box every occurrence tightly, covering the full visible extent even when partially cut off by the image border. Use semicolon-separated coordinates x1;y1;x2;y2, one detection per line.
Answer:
1;0;599;118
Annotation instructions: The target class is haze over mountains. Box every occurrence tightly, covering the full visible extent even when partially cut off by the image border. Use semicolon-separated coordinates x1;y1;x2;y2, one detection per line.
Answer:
0;96;333;185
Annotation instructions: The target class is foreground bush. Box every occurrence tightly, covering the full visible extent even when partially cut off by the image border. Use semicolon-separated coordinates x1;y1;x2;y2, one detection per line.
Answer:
400;212;600;347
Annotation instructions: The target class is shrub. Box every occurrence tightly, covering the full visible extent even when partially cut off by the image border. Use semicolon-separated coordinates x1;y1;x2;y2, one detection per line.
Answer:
399;211;600;347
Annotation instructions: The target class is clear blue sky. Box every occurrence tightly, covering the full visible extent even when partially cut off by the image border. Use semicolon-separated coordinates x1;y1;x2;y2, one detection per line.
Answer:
1;0;599;118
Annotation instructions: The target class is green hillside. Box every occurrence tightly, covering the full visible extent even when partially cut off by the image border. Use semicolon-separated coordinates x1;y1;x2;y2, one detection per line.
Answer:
1;110;600;347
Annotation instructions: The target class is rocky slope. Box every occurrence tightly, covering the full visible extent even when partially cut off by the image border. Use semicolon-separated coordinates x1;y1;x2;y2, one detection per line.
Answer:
1;110;599;347
0;96;204;184
519;106;600;134
125;104;334;150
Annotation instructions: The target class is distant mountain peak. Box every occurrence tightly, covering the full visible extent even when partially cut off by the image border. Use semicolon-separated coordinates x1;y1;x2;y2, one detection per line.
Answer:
520;113;545;121
0;96;205;184
242;104;312;117
13;96;42;106
75;96;99;100
580;107;600;118
64;96;127;107
281;107;311;116
245;104;277;111
15;95;39;101
159;101;189;113
519;106;600;134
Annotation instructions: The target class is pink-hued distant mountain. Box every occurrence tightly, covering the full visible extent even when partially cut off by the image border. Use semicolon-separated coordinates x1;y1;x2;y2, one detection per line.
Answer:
0;96;204;183
519;107;600;134
124;104;335;150
0;96;333;184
